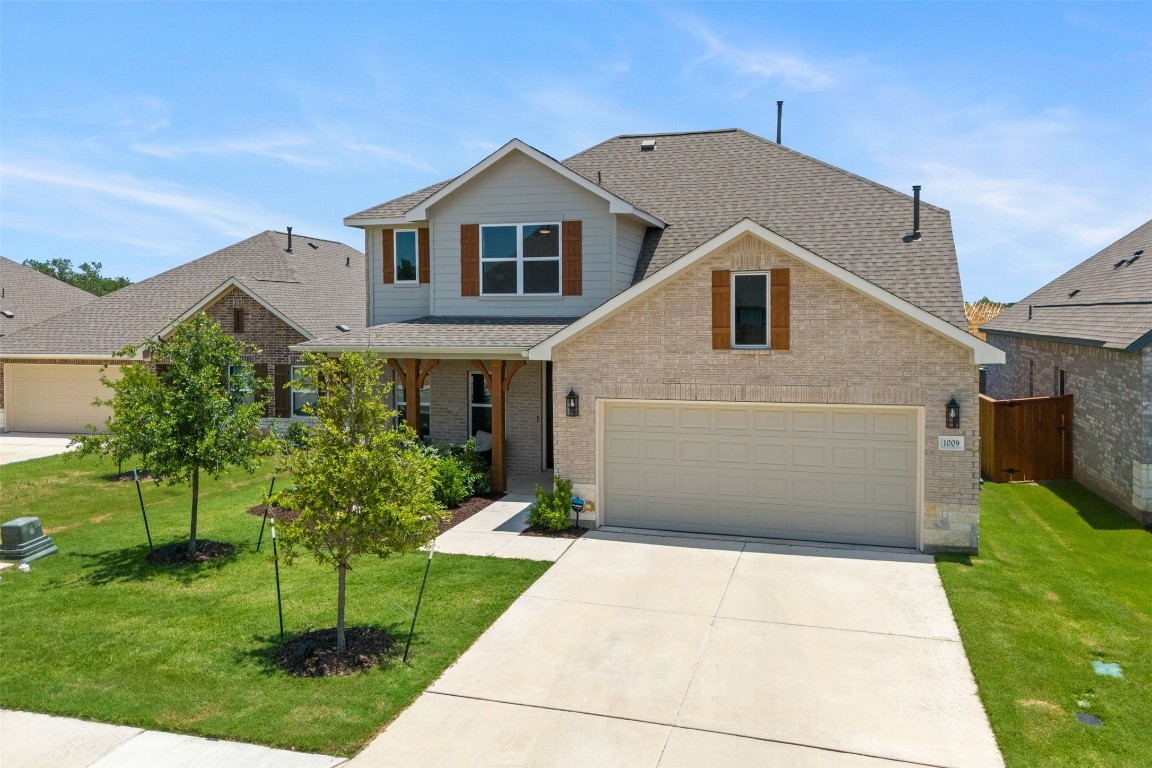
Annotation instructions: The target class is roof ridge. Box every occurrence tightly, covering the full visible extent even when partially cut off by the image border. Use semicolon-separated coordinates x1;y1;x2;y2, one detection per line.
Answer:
615;128;740;139
267;229;360;248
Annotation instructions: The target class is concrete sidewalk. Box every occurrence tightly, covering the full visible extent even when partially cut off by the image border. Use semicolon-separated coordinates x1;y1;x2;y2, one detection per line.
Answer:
0;433;76;465
0;710;345;768
433;494;574;561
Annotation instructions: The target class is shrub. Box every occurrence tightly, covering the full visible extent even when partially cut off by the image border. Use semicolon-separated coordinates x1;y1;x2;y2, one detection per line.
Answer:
426;438;492;507
530;476;574;532
432;453;471;508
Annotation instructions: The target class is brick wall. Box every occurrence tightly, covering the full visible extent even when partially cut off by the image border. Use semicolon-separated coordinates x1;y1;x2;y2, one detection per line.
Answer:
552;233;981;552
407;359;545;478
985;333;1148;521
201;288;309;418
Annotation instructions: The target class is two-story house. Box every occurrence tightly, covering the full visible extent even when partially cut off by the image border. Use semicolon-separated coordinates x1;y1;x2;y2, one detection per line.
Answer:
298;129;1003;553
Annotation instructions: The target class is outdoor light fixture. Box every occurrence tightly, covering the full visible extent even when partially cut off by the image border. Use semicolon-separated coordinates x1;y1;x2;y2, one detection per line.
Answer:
946;397;960;429
566;390;579;417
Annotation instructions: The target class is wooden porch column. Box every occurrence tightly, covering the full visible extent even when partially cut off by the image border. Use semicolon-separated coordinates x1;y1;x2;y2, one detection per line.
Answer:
387;358;438;434
473;359;525;493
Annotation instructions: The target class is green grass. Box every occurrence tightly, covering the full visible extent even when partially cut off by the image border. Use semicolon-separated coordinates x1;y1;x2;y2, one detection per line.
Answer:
0;453;550;756
937;482;1152;768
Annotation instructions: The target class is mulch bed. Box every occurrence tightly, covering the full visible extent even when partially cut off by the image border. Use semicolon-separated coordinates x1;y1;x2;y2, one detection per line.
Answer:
274;627;397;677
145;539;236;564
114;469;152;482
439;492;503;535
246;504;300;525
520;525;589;539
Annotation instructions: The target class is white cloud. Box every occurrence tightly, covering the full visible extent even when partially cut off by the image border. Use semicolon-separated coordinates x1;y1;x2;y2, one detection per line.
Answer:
341;143;434;172
668;13;838;94
130;134;321;167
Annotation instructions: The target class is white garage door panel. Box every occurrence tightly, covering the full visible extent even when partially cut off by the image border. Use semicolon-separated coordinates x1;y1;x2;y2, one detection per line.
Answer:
7;364;119;433
603;402;919;548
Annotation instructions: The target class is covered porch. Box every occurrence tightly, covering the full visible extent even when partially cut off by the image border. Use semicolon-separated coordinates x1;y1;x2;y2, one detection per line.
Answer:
295;316;575;493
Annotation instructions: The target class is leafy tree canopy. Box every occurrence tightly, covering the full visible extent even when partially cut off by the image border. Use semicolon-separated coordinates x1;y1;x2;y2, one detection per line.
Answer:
278;351;446;653
22;257;131;296
72;313;270;556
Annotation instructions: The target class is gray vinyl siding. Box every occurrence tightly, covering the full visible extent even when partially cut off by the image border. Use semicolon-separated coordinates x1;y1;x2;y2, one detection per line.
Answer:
367;226;431;324
616;216;647;292
429;151;615;317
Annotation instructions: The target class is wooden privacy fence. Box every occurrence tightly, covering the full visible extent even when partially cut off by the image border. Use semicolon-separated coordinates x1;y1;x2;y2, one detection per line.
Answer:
980;394;1073;482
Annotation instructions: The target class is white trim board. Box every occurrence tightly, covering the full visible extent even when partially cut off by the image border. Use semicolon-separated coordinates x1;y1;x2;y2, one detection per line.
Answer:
352;139;665;230
529;218;1006;365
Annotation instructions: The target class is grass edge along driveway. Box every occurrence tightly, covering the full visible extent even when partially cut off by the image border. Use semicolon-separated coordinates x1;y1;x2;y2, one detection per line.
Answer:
0;453;550;757
937;481;1151;768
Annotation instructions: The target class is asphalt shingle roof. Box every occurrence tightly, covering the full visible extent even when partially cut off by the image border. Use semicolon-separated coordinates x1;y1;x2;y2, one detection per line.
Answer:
982;219;1152;351
0;231;365;357
301;316;578;351
0;257;95;337
345;129;966;329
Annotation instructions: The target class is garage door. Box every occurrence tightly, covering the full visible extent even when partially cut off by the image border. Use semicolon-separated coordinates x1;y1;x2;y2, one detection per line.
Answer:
602;401;920;548
5;364;119;433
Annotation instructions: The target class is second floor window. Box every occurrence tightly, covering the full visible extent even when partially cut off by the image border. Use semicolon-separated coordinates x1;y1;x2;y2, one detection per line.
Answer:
481;223;560;295
395;230;418;283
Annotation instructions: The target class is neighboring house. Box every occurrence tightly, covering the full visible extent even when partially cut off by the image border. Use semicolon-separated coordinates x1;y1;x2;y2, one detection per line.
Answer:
982;219;1152;524
965;300;1009;341
0;256;98;430
299;129;1002;553
0;231;365;434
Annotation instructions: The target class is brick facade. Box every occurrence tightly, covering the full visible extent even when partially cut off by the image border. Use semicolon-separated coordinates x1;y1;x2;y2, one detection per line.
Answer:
552;234;981;552
984;334;1151;523
401;359;546;478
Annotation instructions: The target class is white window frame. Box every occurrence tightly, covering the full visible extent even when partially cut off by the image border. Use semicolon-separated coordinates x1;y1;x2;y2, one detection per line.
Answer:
290;365;318;417
394;376;431;436
731;271;771;349
479;222;561;296
394;229;419;284
468;371;493;436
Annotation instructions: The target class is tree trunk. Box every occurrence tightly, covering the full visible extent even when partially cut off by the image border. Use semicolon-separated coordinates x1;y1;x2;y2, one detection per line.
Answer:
188;465;199;557
336;563;347;653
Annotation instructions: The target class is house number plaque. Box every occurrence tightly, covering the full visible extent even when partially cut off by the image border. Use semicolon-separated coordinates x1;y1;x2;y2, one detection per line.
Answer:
938;436;965;451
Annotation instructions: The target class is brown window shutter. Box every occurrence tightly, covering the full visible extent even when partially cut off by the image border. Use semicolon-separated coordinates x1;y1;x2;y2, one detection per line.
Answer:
770;268;791;350
461;224;480;296
154;363;171;383
711;270;731;350
381;228;395;285
418;228;430;284
562;220;582;296
274;363;291;418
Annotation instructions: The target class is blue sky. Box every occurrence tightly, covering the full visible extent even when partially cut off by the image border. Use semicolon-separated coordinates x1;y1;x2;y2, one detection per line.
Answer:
2;1;1149;302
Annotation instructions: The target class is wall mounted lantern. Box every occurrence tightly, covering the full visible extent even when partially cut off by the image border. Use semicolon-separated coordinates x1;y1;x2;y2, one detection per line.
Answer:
566;390;579;417
946;397;960;429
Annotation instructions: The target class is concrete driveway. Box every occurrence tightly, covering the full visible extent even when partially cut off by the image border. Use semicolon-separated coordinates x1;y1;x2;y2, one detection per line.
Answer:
350;530;1003;768
0;433;76;465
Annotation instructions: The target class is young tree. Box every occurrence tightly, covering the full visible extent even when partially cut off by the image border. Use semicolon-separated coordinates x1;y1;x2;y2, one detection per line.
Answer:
22;258;132;296
73;313;268;557
277;351;445;653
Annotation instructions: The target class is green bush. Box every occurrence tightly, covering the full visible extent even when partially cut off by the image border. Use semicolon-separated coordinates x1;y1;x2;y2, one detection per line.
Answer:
530;476;574;531
432;454;471;508
427;438;492;507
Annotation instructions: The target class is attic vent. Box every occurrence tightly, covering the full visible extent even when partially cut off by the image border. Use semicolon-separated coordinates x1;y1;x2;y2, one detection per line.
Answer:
308;242;319;249
1068;289;1080;298
640;139;656;152
1114;259;1127;269
0;310;13;319
1128;254;1141;265
336;324;351;332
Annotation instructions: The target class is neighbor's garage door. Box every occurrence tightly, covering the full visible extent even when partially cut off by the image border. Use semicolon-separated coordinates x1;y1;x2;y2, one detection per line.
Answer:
5;364;118;433
602;401;920;548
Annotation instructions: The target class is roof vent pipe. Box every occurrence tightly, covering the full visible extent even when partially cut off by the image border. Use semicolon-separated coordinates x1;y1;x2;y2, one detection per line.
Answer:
902;186;923;243
286;227;293;253
776;101;783;144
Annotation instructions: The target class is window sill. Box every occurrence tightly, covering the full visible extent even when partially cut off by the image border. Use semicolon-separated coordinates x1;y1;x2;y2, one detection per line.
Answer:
476;295;567;301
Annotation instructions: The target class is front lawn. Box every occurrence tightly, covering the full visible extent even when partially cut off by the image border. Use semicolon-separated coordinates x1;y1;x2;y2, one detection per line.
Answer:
938;482;1152;768
0;453;550;756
